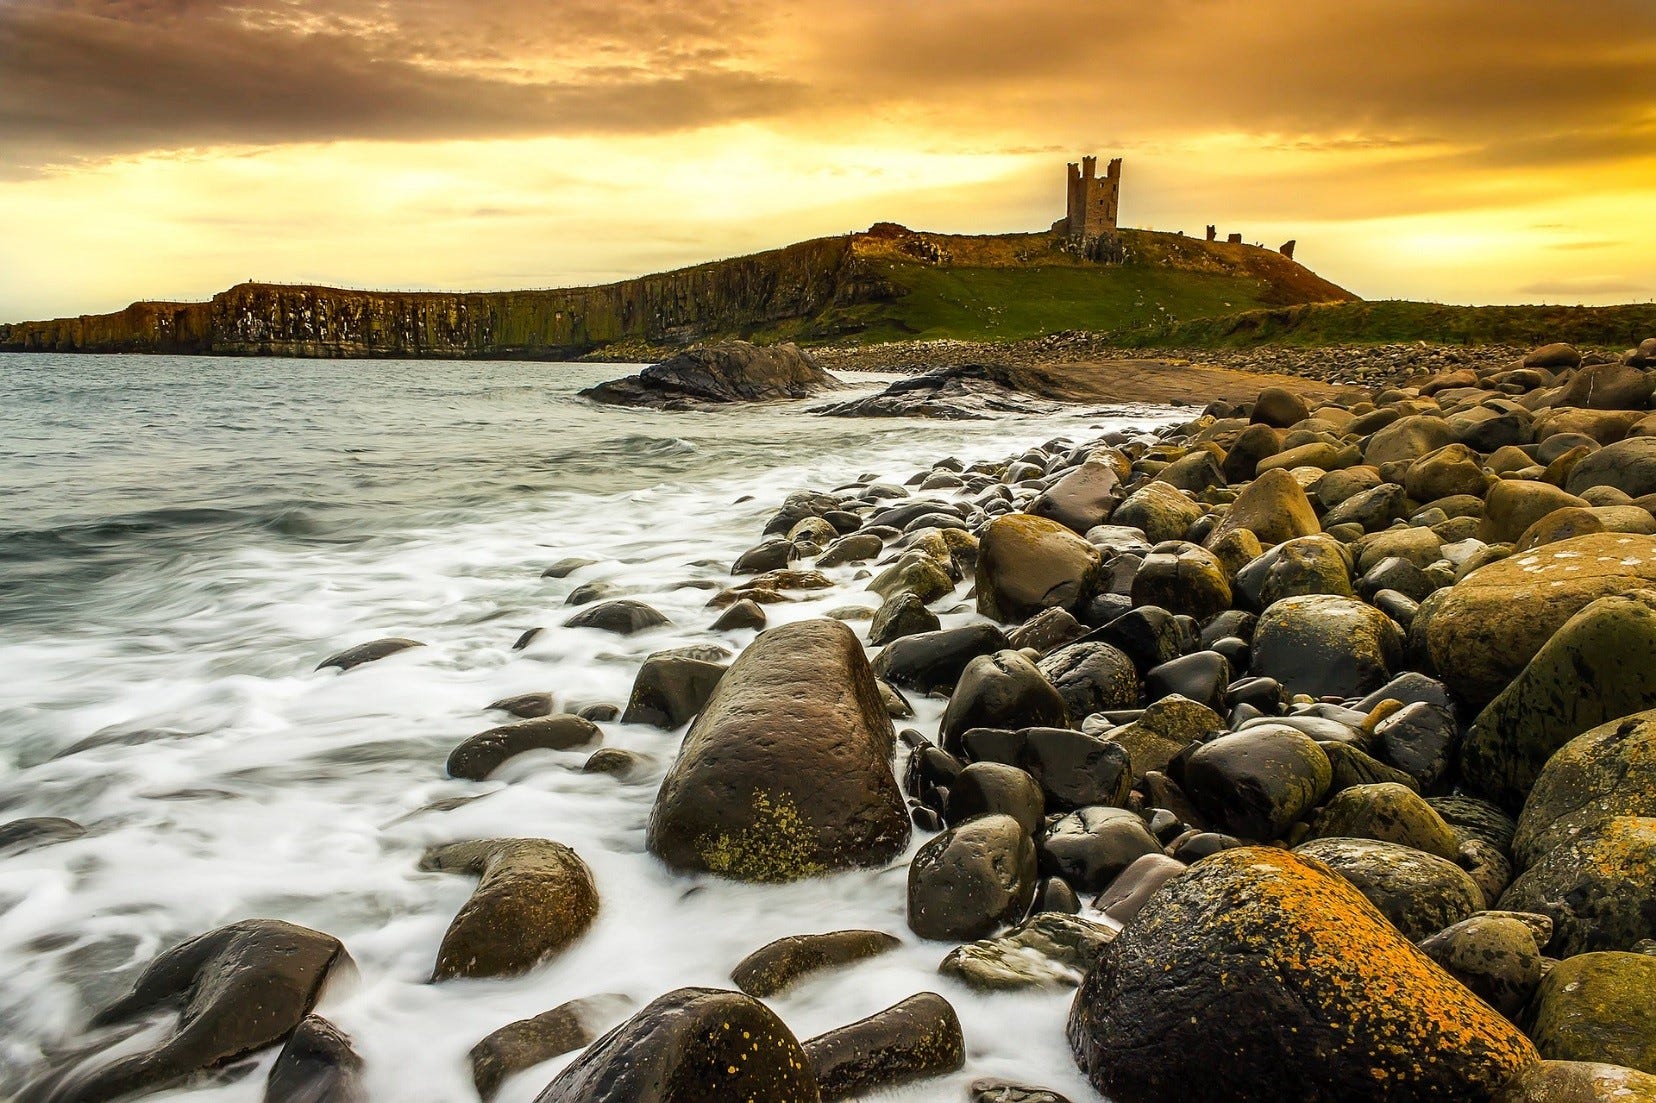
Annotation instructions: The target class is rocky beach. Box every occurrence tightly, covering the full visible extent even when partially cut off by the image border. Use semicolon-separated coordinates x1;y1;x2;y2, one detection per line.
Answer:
5;335;1656;1102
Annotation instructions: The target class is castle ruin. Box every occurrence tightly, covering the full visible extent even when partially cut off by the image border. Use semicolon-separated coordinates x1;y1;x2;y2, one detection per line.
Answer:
1055;155;1121;241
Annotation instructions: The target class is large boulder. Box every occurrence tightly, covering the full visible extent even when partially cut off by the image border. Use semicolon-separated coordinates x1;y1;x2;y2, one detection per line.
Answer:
1206;468;1321;548
1030;457;1125;534
1036;641;1139;719
647;619;909;881
1463;595;1656;810
422;839;599;980
620;649;728;729
1417;914;1545;1020
873;623;1010;694
1233;535;1353;611
1481;482;1590;545
939;651;1068;756
1526;953;1656;1073
1110;481;1202;544
1185;726;1332;841
1307;781;1460;860
1251;595;1404;700
22;920;349;1103
1129;543;1231;622
1499;816;1656;956
1413;534;1656;708
1514;710;1656;869
1294;836;1486;940
976;515;1103;622
1566;436;1656;499
535;987;819;1103
580;342;840;408
1066;847;1537;1103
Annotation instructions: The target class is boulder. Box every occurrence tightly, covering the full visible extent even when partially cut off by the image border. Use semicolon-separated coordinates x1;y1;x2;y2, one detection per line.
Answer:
711;598;767;631
1555;360;1656;411
946;762;1045;835
1251;595;1404;700
1104;695;1223;783
1515;710;1656;869
1407;444;1491;502
1129;543;1231;622
939;651;1068;756
1037;806;1163;892
818;533;883;567
534;987;819;1103
802;992;965;1102
563;600;669;635
1252;386;1312;428
0;816;85;856
1463;595;1656;810
867;552;954;605
1566;437;1656;499
264;1015;364;1103
446;715;602;780
1495;1061;1656;1102
620;650;727;729
315;637;422;671
1233;535;1353;611
1527;343;1584;369
422;839;599;981
1499;816;1656;956
1364;414;1457;468
1481;482;1590;545
1417;915;1545;1019
22;920;348;1103
731;930;902;998
873;623;1010;694
1019;727;1132;810
907;814;1038;940
1527;952;1656;1073
1005;607;1087;654
580;341;840;408
1294;836;1486;940
1110;482;1202;544
1066;848;1536;1103
1185;726;1332;841
1412;534;1656;708
470;995;632;1102
1093;853;1188;925
868;591;941;646
976;515;1103;622
1307;781;1459;859
1206;469;1321;548
647;620;909;880
1030;458;1125;534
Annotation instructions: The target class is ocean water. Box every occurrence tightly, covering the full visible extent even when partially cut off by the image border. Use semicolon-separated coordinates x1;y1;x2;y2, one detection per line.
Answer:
0;353;1178;1102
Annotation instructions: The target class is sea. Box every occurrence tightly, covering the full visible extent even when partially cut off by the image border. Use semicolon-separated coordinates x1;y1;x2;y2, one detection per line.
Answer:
0;353;1178;1102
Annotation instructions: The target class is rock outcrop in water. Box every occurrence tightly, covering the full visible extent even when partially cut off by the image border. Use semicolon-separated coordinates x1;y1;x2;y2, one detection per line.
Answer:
579;342;840;408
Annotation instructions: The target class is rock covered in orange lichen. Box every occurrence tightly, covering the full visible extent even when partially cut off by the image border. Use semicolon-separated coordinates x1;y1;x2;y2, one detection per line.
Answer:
1067;847;1536;1103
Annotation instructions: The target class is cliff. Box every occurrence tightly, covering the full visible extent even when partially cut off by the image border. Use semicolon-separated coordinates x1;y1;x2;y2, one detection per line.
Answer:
0;228;1355;358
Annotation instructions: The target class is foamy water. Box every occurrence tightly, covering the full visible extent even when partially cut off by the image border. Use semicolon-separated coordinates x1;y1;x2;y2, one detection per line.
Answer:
0;353;1179;1102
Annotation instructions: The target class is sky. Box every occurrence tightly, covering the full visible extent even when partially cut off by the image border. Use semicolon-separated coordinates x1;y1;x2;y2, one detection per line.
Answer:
1;0;1653;321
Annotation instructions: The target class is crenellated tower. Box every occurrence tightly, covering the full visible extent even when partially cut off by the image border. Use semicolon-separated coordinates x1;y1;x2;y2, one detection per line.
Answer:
1058;155;1122;241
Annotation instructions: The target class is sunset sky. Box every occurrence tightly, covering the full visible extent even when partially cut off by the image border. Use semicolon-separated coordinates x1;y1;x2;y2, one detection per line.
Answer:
2;0;1653;321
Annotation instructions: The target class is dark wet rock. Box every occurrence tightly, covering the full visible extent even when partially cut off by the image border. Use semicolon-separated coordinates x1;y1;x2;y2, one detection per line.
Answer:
564;581;618;606
907;814;1037;941
1307;781;1460;859
1294;836;1485;940
938;912;1115;991
581;748;649;780
1092;853;1186;926
541;557;597;579
1104;695;1223;784
731;930;902;998
447;715;602;780
1037;806;1162;893
1036;641;1139;723
1495;1060;1656;1102
1432;795;1519;855
470;995;632;1102
867;551;954;604
711;598;767;631
422;839;598;981
946;762;1045;835
581;341;840;408
534;986;819;1103
940;651;1068;756
1033;876;1082;914
264;1015;364;1103
873;623;1010;694
1463;594;1656;811
486;692;555;719
1029;457;1125;534
315;637;422;671
818;532;883;567
0;816;86;856
1234;535;1354;611
620;650;728;729
1006;607;1086;654
1130;542;1231;622
1144;651;1230;713
1413;533;1656;709
576;703;620;723
647;619;909;881
22;919;349;1103
1094;605;1185;674
869;591;940;646
1067;847;1536;1103
815;363;1060;420
1326;482;1411;533
1500;816;1656;957
975;514;1103;623
1169;830;1245;862
1515;710;1656;869
512;627;545;651
877;679;914;720
1185;725;1331;841
802;992;965;1102
1373;699;1458;790
1417;914;1544;1020
1526;952;1656;1073
733;539;797;574
1251;594;1403;700
1019;727;1132;810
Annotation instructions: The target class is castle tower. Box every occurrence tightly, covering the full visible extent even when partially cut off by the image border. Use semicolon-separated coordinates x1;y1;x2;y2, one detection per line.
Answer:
1060;155;1121;240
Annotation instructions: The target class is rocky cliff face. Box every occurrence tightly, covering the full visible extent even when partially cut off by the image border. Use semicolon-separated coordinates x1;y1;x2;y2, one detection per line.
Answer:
0;237;899;358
